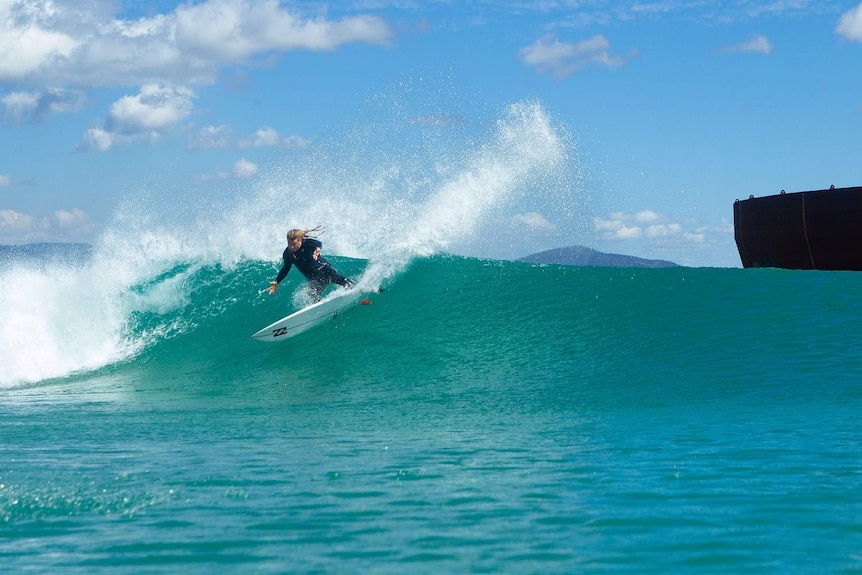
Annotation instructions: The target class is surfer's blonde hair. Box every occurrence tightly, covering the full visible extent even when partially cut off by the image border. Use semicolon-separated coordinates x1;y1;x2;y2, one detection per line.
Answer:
287;226;324;241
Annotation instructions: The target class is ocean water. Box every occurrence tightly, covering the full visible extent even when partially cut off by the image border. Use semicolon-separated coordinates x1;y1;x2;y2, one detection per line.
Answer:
2;250;861;573
2;101;861;573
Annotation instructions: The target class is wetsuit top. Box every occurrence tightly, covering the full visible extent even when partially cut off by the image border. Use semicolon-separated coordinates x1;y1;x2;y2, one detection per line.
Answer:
274;238;349;287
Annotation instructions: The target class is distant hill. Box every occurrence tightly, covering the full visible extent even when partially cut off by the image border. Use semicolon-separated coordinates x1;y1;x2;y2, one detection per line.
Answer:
518;245;679;268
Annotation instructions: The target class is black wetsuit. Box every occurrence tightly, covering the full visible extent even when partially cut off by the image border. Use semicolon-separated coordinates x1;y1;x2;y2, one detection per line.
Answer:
274;238;351;301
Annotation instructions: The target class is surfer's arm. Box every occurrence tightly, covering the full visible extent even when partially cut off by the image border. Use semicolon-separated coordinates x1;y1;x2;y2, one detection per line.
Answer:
268;260;293;295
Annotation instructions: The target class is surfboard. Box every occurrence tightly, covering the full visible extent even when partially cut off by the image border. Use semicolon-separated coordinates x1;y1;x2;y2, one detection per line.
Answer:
251;288;363;342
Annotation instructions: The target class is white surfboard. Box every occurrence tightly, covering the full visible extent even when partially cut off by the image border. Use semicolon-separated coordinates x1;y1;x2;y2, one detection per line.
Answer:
252;288;363;342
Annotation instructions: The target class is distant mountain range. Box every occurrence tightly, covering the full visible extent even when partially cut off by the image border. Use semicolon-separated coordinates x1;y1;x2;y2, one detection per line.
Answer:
518;245;679;268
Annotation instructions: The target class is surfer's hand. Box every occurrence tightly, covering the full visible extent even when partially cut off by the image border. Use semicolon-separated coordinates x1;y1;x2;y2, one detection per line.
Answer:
267;281;279;295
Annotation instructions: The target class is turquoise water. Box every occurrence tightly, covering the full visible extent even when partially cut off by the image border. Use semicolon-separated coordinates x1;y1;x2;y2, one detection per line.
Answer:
2;101;860;572
2;250;861;573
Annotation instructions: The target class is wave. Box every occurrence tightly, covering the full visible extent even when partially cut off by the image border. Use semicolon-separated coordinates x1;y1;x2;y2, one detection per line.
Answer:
4;245;861;410
0;101;569;388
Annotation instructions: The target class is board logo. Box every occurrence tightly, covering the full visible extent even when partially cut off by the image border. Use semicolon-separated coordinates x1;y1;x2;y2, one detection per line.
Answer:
272;327;289;337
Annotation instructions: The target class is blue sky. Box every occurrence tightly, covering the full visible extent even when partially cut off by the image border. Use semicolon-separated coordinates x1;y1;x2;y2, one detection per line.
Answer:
2;0;862;267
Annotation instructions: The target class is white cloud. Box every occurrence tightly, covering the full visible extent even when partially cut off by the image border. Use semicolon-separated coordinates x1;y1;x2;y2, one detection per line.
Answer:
240;126;282;148
0;0;392;88
713;217;734;235
1;91;38;122
80;128;114;152
50;208;95;240
198;157;259;181
81;84;195;151
722;35;773;54
0;209;35;235
836;3;862;41
173;0;391;60
239;126;311;149
189;124;234;150
107;84;195;134
232;158;258;178
0;0;392;129
0;4;80;80
53;208;91;229
249;126;281;147
1;89;85;123
519;34;626;78
0;208;93;242
633;210;662;224
282;135;311;149
514;212;557;232
191;125;310;150
594;211;683;241
0;174;10;187
645;222;683;238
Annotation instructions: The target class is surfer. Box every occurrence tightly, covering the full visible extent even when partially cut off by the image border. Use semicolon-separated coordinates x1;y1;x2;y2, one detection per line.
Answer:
267;226;354;302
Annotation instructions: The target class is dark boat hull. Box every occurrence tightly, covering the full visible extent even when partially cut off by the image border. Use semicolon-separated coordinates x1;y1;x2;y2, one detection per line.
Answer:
734;186;862;270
